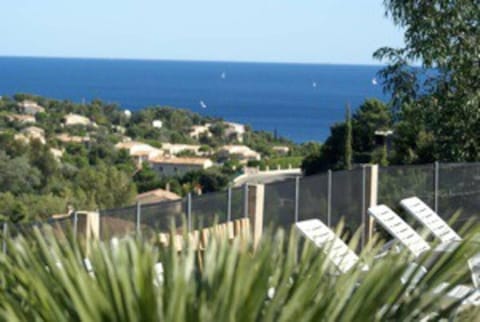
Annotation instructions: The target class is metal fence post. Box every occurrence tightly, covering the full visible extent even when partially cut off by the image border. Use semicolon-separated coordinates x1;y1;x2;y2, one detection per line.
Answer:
227;186;232;222
361;165;366;248
136;202;141;235
327;169;332;227
2;223;7;254
243;184;249;218
73;211;78;239
434;161;439;213
294;176;300;222
187;193;192;232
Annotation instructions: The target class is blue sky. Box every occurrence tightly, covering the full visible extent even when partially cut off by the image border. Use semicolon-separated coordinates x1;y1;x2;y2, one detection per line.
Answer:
2;0;404;65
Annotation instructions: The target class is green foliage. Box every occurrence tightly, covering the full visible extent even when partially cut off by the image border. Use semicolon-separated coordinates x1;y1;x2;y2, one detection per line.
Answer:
375;0;480;163
301;123;346;175
134;164;164;193
352;99;391;153
181;169;230;194
344;104;353;170
0;226;479;321
0;151;41;194
301;99;393;175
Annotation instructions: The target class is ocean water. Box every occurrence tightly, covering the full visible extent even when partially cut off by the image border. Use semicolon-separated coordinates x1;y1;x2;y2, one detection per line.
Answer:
0;57;387;142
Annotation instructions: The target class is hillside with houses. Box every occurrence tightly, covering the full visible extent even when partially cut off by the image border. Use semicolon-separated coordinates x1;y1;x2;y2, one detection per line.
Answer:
0;94;308;222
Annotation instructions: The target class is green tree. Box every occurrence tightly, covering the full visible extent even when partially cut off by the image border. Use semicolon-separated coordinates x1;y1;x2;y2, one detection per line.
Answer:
133;164;163;193
374;0;480;162
344;104;352;170
352;99;391;153
0;151;41;194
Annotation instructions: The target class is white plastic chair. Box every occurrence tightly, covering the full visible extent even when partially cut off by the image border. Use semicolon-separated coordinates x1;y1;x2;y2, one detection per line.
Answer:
295;219;362;273
400;197;461;244
368;205;431;258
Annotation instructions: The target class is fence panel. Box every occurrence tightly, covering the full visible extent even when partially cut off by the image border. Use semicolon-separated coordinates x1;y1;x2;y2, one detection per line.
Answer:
191;191;228;231
438;163;480;226
378;164;434;212
230;187;246;221
263;178;296;230
99;205;137;240
298;173;329;224
140;199;186;239
46;216;75;239
330;168;365;236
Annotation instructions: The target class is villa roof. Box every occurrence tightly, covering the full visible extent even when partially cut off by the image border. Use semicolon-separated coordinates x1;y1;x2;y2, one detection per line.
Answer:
149;156;211;166
136;188;181;204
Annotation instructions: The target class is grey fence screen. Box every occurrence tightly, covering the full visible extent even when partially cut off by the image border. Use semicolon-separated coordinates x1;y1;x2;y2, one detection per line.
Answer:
263;178;296;230
298;173;329;224
438;163;480;226
140;199;186;239
99;205;137;240
2;162;479;253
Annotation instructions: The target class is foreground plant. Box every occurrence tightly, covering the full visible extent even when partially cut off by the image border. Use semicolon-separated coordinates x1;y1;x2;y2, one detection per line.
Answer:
0;226;479;321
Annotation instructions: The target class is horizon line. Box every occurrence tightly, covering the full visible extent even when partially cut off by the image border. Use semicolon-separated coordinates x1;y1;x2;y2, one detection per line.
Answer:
0;54;389;68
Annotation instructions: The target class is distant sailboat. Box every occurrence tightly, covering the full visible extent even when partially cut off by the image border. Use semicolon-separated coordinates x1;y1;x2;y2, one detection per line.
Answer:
221;72;227;80
200;100;207;109
371;78;378;86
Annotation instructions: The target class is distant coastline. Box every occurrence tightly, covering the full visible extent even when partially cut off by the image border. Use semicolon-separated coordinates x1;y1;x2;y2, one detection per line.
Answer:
0;56;387;142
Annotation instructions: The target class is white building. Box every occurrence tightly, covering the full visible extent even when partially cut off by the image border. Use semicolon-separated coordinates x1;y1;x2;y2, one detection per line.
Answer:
15;126;46;144
7;114;36;124
152;120;163;129
149;156;213;177
56;133;91;144
49;148;64;160
161;143;202;156
18;100;45;115
272;146;290;155
115;141;163;167
63;113;94;127
218;145;261;163
189;124;211;139
224;122;246;143
135;188;181;204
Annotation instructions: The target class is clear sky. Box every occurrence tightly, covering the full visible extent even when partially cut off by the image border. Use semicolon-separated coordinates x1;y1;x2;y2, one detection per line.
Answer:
1;0;404;65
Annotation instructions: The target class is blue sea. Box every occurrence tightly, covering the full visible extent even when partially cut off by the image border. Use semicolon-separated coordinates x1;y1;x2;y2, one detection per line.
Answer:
0;57;387;142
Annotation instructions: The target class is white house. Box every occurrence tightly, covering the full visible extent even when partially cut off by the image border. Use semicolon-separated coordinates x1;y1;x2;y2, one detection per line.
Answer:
63;113;94;127
152;120;163;129
272;146;290;155
18;100;45;115
56;133;91;144
7;114;36;124
135;188;181;205
15;126;46;144
189;124;211;139
218;145;261;163
149;156;213;177
161;143;202;156
115;141;163;167
224;122;246;143
49;148;64;160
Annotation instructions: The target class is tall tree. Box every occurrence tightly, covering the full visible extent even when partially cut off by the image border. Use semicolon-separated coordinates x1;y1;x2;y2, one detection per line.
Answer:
344;104;352;170
374;0;480;162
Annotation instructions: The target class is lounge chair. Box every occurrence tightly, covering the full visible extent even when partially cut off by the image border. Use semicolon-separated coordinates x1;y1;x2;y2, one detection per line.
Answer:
368;205;431;258
295;219;362;273
399;197;461;244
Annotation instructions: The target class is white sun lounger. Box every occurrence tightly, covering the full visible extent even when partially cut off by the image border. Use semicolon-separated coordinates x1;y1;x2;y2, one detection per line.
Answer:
295;219;361;273
468;254;480;289
400;197;462;244
368;205;431;258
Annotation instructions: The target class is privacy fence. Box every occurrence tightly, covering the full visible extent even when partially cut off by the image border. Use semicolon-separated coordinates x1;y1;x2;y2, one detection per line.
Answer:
1;162;480;252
